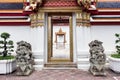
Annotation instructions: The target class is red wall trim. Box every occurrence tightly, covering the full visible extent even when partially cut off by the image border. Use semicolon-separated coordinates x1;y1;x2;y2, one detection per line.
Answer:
88;10;98;15
0;13;27;16
0;11;33;16
0;22;119;26
98;12;120;15
91;22;120;25
0;22;30;26
23;11;33;15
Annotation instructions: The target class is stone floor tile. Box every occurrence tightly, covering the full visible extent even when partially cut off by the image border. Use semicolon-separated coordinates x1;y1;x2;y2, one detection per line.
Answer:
0;69;120;80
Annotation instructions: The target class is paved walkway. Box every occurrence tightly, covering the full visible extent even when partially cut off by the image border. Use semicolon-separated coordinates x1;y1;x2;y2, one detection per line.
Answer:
0;69;120;80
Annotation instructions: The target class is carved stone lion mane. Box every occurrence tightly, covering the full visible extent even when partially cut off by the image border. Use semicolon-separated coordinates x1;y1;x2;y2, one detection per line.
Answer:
89;40;106;76
16;41;34;76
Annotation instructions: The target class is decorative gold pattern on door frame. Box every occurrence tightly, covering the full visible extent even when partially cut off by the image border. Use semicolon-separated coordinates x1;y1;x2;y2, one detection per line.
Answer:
48;17;52;62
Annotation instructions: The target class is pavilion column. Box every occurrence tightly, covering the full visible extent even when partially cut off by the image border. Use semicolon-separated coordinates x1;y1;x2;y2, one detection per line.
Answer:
75;11;92;52
29;12;45;70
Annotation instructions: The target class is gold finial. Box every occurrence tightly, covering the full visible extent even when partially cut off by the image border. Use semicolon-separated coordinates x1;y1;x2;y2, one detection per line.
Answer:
59;28;63;33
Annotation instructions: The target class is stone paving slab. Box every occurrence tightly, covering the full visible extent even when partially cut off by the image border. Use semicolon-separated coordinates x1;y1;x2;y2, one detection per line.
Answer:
0;69;120;80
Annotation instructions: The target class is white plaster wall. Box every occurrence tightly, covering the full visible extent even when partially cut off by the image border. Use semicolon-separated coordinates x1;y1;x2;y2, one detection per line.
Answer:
76;25;120;55
76;25;120;70
30;27;44;54
1;19;119;70
0;26;44;70
0;26;44;56
91;25;120;54
76;26;91;56
0;26;30;54
30;26;44;70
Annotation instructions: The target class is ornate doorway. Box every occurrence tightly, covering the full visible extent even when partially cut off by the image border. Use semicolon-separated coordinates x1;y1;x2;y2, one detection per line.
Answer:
47;13;73;62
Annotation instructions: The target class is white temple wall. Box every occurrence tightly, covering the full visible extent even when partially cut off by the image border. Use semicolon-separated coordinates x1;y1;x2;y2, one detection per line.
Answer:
91;25;120;55
76;25;120;55
76;26;91;57
0;24;119;70
0;26;31;52
0;26;44;56
0;26;44;70
76;25;120;70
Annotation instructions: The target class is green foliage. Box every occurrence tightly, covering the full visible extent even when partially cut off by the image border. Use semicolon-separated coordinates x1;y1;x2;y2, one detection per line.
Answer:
10;49;14;52
1;32;10;39
8;40;13;45
0;32;14;57
0;46;4;48
0;55;14;60
115;33;119;37
8;46;14;49
115;40;120;43
115;33;120;54
111;54;120;58
0;41;4;44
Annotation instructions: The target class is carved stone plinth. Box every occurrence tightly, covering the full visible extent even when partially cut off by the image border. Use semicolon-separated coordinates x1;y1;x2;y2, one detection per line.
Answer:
89;40;106;76
16;41;34;76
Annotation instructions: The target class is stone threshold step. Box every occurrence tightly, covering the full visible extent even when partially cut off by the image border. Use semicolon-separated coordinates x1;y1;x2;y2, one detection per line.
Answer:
43;67;77;70
45;62;77;68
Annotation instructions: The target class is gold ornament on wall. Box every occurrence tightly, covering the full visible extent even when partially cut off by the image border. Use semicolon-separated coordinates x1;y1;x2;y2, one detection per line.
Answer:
77;0;91;9
76;12;82;27
37;12;44;27
30;13;37;28
76;12;90;27
82;12;90;27
30;12;44;28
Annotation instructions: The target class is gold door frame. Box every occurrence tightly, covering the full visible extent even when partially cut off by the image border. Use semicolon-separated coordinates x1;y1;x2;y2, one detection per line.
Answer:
47;14;73;62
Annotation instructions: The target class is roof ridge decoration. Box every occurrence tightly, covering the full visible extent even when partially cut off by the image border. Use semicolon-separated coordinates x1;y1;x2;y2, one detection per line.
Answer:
76;0;97;27
77;0;97;10
77;0;91;10
24;0;42;12
27;0;97;13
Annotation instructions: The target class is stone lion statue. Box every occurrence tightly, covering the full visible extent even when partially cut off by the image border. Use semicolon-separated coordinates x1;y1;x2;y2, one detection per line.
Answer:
89;40;106;76
16;41;34;76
